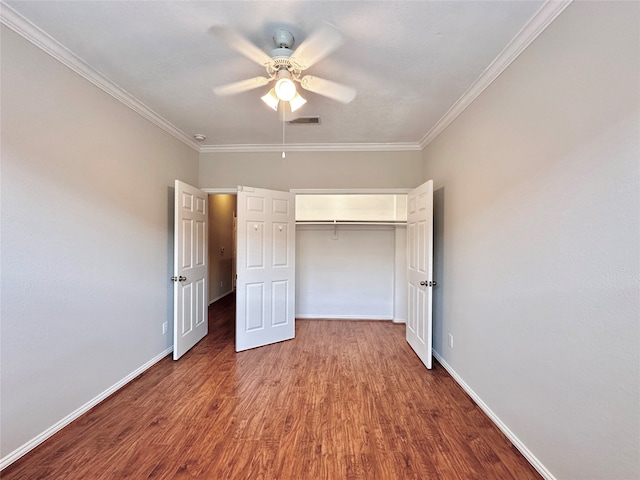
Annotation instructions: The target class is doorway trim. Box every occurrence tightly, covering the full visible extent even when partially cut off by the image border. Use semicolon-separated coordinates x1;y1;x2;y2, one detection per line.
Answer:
203;188;413;195
202;188;238;194
291;188;412;195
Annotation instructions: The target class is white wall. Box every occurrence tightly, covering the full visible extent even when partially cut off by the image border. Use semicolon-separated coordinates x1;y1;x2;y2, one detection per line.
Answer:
0;26;199;464
296;226;397;320
393;226;407;323
423;2;639;479
199;150;423;191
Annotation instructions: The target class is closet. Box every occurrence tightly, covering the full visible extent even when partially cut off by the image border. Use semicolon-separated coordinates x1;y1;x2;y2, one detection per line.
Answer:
294;192;409;322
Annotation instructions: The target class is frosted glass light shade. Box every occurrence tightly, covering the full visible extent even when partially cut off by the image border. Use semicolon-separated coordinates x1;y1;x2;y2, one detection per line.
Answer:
289;92;307;112
275;78;296;101
261;89;279;111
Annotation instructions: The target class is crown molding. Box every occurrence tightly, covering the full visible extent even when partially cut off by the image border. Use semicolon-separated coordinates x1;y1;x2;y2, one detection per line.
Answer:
199;142;422;154
2;0;571;155
419;0;573;149
0;2;201;152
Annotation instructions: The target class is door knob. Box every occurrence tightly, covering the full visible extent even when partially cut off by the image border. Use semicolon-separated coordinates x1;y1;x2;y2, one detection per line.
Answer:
171;276;187;282
420;280;428;286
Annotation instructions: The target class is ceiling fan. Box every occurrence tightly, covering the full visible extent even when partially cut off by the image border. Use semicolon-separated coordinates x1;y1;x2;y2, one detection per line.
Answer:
211;24;357;115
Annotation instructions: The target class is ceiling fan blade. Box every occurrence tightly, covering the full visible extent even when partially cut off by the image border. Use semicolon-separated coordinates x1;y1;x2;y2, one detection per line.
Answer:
289;24;343;70
213;76;270;96
300;75;356;104
210;25;272;67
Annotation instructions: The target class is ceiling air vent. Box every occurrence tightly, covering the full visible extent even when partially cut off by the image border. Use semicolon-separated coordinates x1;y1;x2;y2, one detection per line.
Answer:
288;117;321;125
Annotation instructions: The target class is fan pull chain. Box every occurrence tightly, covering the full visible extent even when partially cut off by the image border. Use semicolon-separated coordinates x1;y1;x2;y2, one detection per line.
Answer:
282;110;286;159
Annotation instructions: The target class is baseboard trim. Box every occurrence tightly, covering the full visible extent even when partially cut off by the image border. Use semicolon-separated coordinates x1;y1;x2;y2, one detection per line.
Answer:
208;290;233;305
0;346;173;471
296;314;393;321
432;351;556;480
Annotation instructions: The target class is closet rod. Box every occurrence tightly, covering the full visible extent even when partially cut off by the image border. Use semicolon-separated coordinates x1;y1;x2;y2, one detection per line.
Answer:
296;220;407;226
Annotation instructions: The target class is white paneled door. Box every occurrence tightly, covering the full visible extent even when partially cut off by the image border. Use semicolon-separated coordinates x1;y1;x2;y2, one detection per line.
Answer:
236;186;295;352
173;180;208;360
406;180;434;369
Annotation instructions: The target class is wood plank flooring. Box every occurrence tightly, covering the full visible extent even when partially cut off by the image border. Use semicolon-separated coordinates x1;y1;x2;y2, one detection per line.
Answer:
2;294;541;479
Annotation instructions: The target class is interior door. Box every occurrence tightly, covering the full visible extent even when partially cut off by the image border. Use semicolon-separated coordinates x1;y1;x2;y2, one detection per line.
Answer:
406;180;434;369
173;180;208;360
236;186;295;352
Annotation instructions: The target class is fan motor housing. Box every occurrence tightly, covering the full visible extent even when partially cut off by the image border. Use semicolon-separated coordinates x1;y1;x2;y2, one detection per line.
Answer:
269;46;296;76
270;47;293;62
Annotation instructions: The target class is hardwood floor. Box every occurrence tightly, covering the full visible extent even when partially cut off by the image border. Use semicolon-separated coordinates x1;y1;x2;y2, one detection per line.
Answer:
2;294;541;479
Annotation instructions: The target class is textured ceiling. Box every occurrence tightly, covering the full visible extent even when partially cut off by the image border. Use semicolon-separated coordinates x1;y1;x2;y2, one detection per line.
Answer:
3;0;547;150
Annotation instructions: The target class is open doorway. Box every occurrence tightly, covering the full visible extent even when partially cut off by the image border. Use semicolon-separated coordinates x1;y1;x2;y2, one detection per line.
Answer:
207;194;237;304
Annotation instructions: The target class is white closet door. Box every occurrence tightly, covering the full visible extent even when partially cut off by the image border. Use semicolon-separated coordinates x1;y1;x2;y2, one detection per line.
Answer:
406;180;434;369
236;186;295;352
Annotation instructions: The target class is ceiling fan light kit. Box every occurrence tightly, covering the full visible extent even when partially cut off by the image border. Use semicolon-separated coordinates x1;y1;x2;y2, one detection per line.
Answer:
274;71;297;102
261;90;306;113
261;89;280;111
288;92;307;112
212;24;357;116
